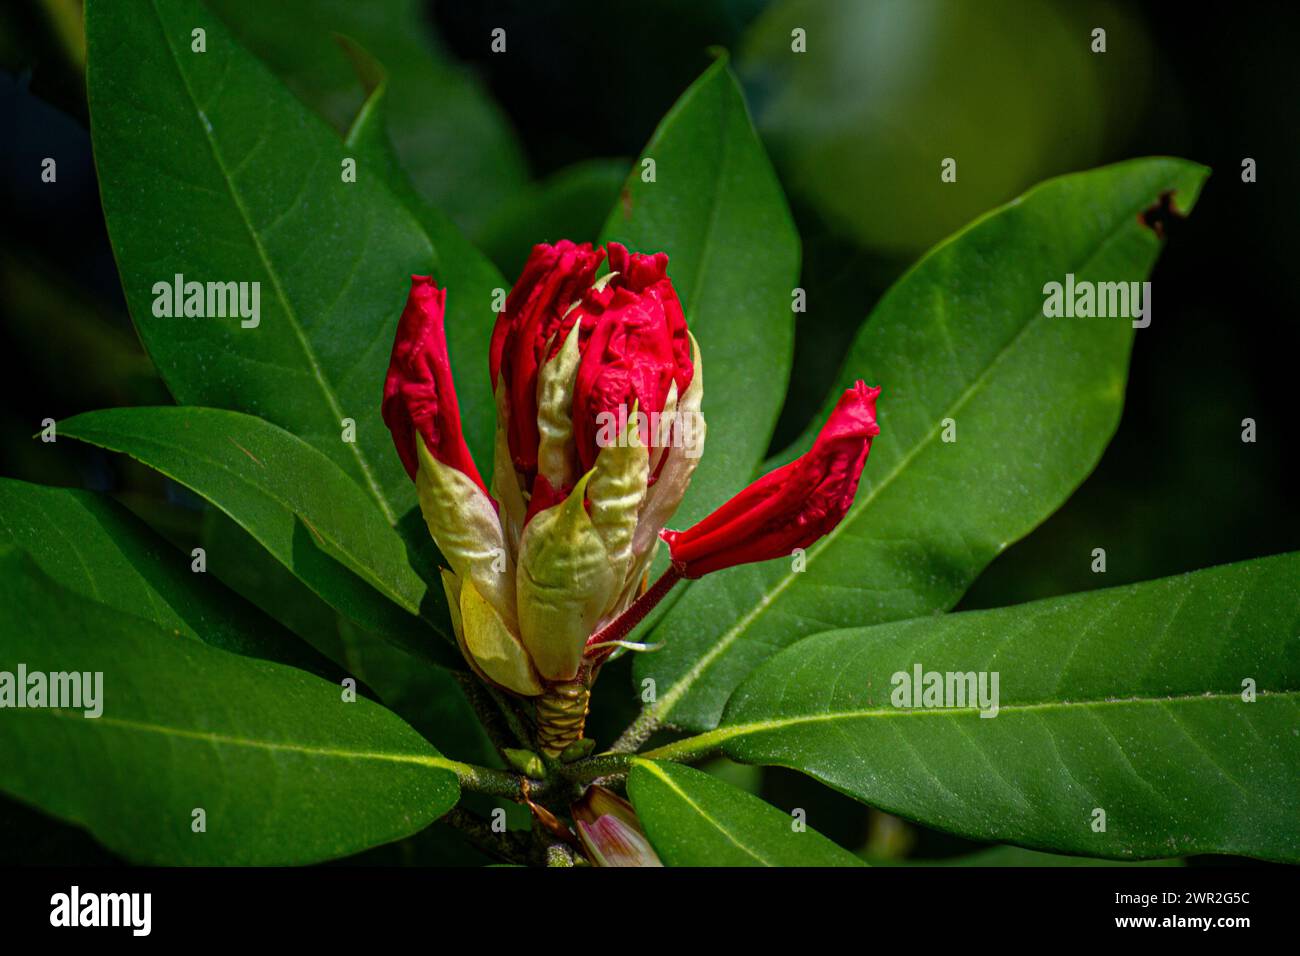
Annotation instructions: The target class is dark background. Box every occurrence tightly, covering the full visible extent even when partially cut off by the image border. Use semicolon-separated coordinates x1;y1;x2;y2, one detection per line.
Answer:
1;0;1295;865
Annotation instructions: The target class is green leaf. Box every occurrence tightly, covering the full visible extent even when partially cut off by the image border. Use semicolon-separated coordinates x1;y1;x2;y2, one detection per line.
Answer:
698;552;1300;862
600;53;798;528
0;547;459;865
481;158;628;279
59;406;458;667
339;36;507;468
0;477;334;677
638;158;1211;731
199;512;496;766
628;759;863;866
85;0;459;525
200;507;343;644
207;0;526;237
324;620;498;768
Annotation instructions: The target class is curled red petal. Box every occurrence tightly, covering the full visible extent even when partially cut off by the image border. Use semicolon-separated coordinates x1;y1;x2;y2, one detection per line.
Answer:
490;241;606;478
571;298;677;472
604;242;692;396
566;244;692;472
661;381;880;578
382;275;487;494
489;240;694;491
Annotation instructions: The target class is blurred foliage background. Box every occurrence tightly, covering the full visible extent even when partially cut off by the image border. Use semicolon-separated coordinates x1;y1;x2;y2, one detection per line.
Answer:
1;0;1296;866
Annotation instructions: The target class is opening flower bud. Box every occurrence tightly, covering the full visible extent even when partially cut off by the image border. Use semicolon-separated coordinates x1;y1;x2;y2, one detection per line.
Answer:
383;247;707;754
572;785;663;867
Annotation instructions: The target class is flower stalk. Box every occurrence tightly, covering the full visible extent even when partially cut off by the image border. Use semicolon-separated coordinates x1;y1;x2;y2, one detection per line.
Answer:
585;564;683;658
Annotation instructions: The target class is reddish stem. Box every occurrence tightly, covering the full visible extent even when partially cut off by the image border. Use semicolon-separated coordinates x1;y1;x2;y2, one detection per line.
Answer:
585;564;684;658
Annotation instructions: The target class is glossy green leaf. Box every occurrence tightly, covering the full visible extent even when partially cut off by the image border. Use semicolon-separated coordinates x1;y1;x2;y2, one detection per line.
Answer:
59;406;458;667
0;547;460;865
198;511;495;765
628;759;864;867
638;158;1210;730
0;477;333;677
697;552;1300;862
600;54;798;527
482;158;628;279
338;37;507;468
324;620;498;768
207;0;526;237
87;0;445;525
200;507;343;645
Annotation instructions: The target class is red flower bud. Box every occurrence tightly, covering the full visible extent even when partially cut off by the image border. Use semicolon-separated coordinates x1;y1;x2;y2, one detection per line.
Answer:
490;240;692;484
380;248;716;747
489;240;606;478
661;381;881;578
382;276;487;494
570;243;692;474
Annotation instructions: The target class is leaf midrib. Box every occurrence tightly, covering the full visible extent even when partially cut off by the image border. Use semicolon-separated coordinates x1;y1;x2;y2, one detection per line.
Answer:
30;707;452;772
656;689;1298;757
653;207;1145;723
148;0;397;524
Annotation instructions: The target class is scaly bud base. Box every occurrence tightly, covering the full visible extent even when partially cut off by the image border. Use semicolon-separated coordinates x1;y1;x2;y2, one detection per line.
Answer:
536;672;592;757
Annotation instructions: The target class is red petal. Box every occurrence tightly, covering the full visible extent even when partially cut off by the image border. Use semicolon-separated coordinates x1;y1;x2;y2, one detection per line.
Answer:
662;381;880;577
491;241;606;478
382;276;487;494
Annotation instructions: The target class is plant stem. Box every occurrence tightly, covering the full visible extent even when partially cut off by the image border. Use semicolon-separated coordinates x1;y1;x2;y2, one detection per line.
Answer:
559;751;636;785
444;808;531;865
451;671;514;752
484;682;538;750
586;564;683;654
536;670;592;757
444;758;549;799
452;668;541;762
558;730;724;785
595;565;686;753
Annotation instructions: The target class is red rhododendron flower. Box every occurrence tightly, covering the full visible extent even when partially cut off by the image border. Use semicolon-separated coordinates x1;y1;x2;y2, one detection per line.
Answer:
490;240;693;485
382;247;706;754
381;242;879;758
